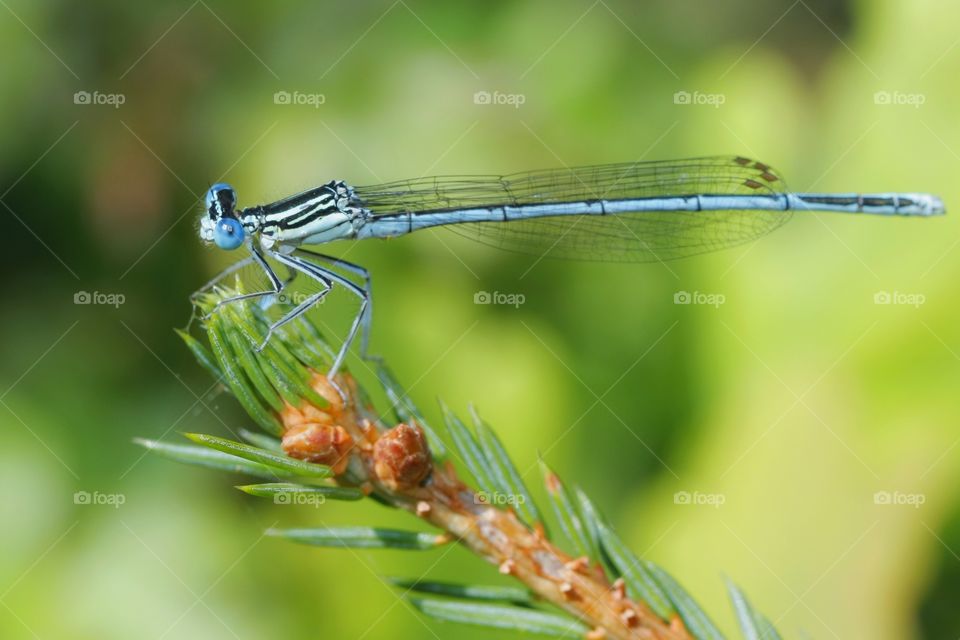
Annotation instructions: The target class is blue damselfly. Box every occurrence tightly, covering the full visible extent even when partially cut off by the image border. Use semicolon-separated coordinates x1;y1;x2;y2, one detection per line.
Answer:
195;155;944;377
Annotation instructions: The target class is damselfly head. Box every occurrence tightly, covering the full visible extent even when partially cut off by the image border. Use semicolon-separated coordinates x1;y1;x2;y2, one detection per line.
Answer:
200;183;245;250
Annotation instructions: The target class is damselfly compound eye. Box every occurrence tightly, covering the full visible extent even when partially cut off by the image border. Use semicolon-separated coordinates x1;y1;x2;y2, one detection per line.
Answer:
205;183;237;218
213;217;245;250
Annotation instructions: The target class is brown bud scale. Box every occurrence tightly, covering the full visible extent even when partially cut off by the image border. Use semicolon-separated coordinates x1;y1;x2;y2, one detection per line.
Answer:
372;423;432;491
282;423;353;475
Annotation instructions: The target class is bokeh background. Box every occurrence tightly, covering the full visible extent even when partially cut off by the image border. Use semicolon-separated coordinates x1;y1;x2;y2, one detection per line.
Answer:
1;1;958;638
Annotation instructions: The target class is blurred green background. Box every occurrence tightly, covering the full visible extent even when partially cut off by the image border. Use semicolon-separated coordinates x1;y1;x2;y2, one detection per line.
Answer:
1;0;958;638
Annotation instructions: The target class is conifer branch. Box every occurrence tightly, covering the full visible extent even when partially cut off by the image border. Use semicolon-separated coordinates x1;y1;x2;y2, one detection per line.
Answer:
140;287;782;640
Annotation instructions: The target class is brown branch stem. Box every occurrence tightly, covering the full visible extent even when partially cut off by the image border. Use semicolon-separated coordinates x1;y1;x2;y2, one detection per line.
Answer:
279;372;692;640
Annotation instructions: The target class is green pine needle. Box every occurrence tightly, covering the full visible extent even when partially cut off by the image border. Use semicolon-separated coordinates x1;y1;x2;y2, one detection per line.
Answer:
469;406;543;531
266;526;445;550
204;320;283;435
175;329;223;382
237;482;363;501
223;303;329;409
726;578;783;640
573;487;605;568
540;460;593;560
184;433;331;477
648;562;724;639
133;438;280;479
409;599;588;637
220;313;286;412
441;402;499;494
238;428;283;452
388;578;532;605
597;520;675;620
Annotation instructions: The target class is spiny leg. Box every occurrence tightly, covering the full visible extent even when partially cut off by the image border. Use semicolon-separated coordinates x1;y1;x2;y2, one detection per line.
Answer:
257;251;333;351
295;249;377;362
275;251;369;379
191;255;256;303
187;256;257;330
202;243;284;319
275;264;299;306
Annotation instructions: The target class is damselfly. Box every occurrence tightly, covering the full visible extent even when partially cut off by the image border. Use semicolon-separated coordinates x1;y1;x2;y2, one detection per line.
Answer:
195;155;944;377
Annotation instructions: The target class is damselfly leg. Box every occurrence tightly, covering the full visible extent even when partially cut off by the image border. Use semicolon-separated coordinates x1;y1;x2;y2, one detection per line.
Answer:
188;249;285;332
187;255;257;331
191;246;372;386
196;243;285;321
191;255;257;305
295;249;376;362
262;251;334;352
282;249;371;378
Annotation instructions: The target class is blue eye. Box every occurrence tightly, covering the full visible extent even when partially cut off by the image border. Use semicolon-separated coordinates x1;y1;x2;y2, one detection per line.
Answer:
205;183;236;215
214;217;245;250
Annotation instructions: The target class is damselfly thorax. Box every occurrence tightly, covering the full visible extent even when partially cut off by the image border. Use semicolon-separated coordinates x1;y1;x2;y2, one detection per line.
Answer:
235;180;368;250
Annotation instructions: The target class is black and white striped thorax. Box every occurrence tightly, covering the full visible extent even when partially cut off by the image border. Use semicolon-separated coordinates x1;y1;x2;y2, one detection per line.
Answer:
239;180;369;247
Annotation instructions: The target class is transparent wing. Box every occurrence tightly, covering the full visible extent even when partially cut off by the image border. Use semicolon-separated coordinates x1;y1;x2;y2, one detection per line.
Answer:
353;156;793;262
